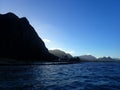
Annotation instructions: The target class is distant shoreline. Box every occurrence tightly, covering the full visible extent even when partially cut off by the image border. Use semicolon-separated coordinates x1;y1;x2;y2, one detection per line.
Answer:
0;60;120;66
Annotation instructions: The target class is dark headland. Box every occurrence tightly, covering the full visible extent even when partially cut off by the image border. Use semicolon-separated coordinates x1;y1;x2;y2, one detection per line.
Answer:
0;12;58;63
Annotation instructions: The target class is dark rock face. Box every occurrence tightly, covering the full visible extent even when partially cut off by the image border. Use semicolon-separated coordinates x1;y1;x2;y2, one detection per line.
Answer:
0;12;58;62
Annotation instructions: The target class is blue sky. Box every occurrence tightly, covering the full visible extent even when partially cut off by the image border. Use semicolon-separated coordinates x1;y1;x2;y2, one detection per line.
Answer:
0;0;120;58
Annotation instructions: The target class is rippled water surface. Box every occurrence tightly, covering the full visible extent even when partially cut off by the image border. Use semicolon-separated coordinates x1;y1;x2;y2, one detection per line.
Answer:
0;62;120;90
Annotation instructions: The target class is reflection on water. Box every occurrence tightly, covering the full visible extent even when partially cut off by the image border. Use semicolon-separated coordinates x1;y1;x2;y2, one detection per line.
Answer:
0;62;120;90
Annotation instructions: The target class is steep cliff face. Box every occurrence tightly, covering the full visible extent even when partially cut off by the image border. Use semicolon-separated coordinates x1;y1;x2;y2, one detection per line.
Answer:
0;12;58;62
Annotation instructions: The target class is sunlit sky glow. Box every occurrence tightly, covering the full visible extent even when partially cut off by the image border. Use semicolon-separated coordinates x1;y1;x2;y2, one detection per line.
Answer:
0;0;120;58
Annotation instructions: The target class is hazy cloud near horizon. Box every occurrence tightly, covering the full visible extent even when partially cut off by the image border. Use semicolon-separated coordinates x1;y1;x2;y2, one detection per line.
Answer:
43;39;51;43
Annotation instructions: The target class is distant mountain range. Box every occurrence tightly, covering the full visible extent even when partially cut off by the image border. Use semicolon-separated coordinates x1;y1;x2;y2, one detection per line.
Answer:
49;49;120;62
79;55;97;61
97;57;120;61
49;49;72;59
79;55;119;61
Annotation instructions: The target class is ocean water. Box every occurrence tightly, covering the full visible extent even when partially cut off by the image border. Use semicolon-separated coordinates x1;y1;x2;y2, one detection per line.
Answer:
0;62;120;90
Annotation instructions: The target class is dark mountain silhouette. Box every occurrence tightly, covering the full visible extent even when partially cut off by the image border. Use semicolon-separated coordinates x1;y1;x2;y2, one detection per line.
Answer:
97;56;119;61
0;12;58;62
49;49;81;62
79;55;120;62
49;49;73;59
79;55;97;61
98;57;113;61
